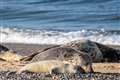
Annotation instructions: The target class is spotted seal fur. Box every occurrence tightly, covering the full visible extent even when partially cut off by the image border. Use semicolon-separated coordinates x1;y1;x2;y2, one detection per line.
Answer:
62;39;103;62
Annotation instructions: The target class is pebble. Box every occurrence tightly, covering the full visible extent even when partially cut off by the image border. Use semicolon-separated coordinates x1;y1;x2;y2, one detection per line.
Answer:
0;71;119;80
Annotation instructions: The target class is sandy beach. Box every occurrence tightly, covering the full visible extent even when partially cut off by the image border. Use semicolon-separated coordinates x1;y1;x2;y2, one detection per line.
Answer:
0;43;120;80
1;0;120;79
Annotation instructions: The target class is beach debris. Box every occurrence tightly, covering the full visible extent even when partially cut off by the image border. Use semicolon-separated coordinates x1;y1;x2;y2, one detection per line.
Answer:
0;50;23;62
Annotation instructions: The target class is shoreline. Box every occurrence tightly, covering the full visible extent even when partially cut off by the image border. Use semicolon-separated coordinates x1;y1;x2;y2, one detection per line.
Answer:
1;43;58;56
1;42;120;55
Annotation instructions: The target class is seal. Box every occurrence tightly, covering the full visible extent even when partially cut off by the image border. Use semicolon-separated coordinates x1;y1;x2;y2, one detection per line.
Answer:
62;39;103;62
95;42;120;62
20;40;120;63
63;39;120;62
17;60;79;74
29;47;93;73
20;40;103;62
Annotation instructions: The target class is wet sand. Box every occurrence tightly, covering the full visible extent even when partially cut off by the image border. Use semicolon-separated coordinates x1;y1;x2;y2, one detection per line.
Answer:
1;43;120;56
1;43;58;56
